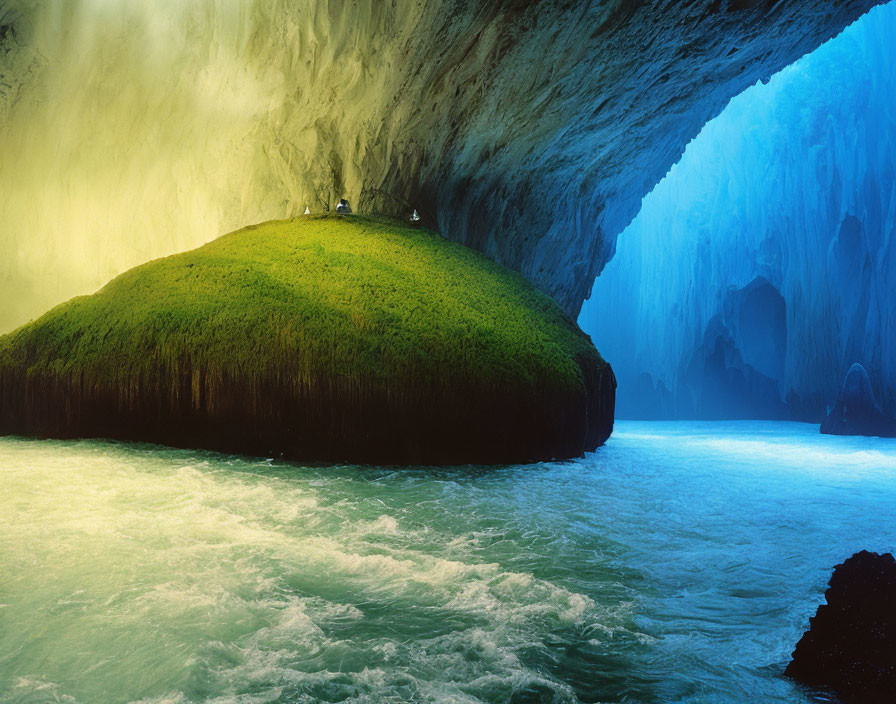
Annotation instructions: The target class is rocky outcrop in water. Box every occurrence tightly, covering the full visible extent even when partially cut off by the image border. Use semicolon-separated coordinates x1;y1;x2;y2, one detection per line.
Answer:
0;0;883;331
821;364;896;438
786;550;896;703
0;216;615;465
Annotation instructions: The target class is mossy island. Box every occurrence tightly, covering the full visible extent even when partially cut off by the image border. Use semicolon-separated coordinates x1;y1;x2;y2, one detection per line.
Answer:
0;215;614;465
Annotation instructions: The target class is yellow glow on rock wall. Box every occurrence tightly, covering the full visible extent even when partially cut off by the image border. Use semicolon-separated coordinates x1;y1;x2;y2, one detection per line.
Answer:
0;0;880;327
0;0;425;332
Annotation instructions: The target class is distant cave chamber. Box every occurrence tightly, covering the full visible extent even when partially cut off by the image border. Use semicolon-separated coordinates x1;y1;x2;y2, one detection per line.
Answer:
621;277;789;421
579;3;896;421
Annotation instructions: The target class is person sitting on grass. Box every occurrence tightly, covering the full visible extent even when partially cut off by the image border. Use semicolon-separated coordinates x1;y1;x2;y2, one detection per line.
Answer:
336;198;352;214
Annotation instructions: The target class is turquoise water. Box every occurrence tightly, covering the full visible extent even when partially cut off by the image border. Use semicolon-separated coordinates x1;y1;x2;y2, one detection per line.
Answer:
2;421;896;703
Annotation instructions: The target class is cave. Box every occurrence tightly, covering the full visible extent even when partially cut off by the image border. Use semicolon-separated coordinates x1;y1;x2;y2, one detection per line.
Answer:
580;3;896;421
2;2;896;703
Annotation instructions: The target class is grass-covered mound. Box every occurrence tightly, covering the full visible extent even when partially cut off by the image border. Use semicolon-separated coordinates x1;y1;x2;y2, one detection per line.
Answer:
0;215;615;464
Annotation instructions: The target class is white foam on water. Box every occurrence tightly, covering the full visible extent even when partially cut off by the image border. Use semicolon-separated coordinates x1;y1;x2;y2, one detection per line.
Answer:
3;421;896;702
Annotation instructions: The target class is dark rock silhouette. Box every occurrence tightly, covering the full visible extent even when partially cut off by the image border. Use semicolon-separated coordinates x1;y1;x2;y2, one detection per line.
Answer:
821;364;896;438
786;551;896;703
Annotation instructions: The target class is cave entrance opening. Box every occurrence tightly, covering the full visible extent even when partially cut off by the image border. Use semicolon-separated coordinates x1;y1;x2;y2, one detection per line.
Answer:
578;3;896;422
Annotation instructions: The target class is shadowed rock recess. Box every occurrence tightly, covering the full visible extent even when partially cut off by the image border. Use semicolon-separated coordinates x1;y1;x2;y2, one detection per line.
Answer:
0;216;614;465
0;0;884;329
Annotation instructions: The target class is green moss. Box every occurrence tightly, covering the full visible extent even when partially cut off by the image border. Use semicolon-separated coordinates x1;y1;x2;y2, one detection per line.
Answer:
0;215;614;464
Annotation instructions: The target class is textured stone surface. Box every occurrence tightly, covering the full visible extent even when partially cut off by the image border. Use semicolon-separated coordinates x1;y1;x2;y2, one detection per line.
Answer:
580;4;896;420
0;0;883;331
786;550;896;703
821;364;896;437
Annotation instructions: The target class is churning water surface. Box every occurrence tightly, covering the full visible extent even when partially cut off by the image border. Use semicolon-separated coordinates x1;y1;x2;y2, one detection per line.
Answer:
2;421;896;704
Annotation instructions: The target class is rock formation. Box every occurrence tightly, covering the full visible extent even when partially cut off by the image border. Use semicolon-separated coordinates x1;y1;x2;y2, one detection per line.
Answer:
580;4;896;420
0;216;615;465
0;0;883;332
786;550;896;703
821;364;896;438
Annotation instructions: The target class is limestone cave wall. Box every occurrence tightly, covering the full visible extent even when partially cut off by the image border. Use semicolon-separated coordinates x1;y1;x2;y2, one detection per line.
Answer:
0;0;883;332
